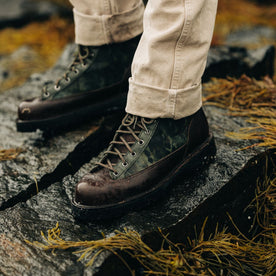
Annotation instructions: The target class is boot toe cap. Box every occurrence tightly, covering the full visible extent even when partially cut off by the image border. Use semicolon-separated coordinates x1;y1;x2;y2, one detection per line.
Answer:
74;170;117;206
18;99;36;120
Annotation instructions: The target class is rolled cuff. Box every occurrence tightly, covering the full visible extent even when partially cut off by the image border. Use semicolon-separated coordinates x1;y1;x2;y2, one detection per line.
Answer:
126;78;202;120
73;2;144;46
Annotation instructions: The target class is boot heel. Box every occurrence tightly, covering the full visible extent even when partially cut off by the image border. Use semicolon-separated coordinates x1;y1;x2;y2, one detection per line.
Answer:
177;134;216;176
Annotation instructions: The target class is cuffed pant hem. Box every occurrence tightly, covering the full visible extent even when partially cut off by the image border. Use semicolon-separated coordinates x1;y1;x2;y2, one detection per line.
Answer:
126;78;202;120
73;2;144;46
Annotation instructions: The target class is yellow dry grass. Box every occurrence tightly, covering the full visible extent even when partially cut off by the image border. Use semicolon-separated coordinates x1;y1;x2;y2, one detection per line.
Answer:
0;16;74;67
213;0;276;45
0;148;23;161
0;16;74;92
227;117;276;150
27;171;276;275
203;75;276;149
203;75;276;111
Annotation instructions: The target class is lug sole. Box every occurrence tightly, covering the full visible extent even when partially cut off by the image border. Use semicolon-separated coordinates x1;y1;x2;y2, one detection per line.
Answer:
72;134;216;221
16;95;126;132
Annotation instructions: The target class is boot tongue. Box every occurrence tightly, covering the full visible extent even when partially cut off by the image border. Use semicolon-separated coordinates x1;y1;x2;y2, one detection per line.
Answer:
78;45;98;58
95;114;155;173
107;114;141;165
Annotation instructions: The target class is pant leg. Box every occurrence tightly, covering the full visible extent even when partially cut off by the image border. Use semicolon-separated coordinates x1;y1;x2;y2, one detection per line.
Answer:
69;0;144;46
126;0;218;119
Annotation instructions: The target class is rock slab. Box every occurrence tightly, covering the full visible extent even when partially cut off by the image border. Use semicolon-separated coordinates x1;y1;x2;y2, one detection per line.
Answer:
204;45;275;82
0;42;274;275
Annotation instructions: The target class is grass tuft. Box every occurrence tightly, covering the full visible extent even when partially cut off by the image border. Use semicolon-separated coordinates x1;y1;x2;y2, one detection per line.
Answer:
27;170;276;275
203;75;276;149
0;148;23;161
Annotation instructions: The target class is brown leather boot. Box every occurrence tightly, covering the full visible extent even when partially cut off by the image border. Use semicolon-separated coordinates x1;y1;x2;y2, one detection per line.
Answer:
16;35;140;132
72;108;216;220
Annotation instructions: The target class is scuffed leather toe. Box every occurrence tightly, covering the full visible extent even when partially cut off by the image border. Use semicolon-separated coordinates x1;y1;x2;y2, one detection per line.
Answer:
18;98;37;120
75;169;117;206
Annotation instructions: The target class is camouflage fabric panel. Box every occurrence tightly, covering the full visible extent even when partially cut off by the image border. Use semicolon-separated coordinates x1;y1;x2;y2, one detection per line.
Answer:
120;117;190;178
42;38;138;100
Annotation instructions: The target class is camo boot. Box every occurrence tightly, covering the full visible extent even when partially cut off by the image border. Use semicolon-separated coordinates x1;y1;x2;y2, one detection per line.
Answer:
72;108;216;220
17;35;140;132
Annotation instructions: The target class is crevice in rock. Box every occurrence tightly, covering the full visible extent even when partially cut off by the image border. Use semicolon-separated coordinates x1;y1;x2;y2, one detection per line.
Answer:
0;115;121;211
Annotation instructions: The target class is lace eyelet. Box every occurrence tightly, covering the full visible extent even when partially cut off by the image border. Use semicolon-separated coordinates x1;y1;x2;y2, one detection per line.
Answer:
112;171;119;177
65;77;71;83
81;62;87;68
138;139;144;145
43;91;50;97
131;152;136;156
74;69;79;74
54;85;61;91
122;162;128;167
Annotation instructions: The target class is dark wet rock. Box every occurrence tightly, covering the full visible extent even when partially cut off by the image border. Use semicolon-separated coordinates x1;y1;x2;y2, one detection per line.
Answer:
0;0;71;28
249;0;276;4
0;102;267;274
203;45;275;82
226;26;276;46
0;43;118;275
0;43;88;202
0;43;274;274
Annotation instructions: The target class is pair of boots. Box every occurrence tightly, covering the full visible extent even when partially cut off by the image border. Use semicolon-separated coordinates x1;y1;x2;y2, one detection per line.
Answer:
17;37;216;220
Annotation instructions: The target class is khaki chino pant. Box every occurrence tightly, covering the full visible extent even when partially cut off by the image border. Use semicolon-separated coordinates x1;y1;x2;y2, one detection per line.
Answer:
69;0;218;119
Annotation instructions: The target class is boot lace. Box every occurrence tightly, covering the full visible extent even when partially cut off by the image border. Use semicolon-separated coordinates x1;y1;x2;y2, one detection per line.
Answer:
96;114;154;174
42;46;92;97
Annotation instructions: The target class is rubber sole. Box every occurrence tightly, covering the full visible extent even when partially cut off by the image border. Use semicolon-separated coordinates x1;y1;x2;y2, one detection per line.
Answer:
72;134;216;221
16;95;126;132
